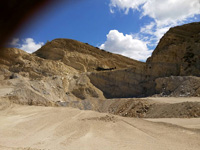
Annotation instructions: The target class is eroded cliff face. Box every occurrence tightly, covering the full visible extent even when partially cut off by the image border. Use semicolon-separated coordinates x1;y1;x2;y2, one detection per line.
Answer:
0;48;105;108
147;22;200;78
1;22;200;106
33;39;150;98
88;67;147;98
0;45;148;107
85;22;200;98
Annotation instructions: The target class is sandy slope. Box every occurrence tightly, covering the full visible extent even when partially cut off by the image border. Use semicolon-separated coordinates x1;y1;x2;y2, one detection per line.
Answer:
0;104;200;150
146;118;200;129
146;97;200;104
0;87;13;97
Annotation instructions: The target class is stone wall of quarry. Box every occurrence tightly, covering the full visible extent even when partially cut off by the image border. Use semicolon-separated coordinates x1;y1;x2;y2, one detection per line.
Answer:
1;22;200;105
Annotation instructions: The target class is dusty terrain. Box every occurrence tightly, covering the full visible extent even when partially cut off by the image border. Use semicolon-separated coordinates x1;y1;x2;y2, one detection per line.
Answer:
0;101;200;150
0;22;200;149
1;85;200;149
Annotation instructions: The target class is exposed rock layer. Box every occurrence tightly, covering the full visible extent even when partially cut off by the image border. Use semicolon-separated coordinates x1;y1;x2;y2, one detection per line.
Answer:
147;22;200;78
155;76;200;97
0;22;200;107
34;39;144;72
0;48;105;108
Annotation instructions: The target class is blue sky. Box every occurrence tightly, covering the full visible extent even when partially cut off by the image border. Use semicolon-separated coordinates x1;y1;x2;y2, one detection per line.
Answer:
9;0;200;61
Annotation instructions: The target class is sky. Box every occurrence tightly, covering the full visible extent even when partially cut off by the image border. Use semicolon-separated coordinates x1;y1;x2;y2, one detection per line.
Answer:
9;0;200;61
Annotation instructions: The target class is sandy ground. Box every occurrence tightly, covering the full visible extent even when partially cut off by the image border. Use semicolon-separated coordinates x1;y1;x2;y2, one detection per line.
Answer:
0;87;13;97
0;104;200;150
146;118;200;129
145;97;200;104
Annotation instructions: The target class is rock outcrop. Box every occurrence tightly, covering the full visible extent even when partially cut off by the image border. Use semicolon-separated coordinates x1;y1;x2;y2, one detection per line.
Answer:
34;39;144;72
0;48;105;108
1;22;200;106
147;22;200;78
33;39;148;98
155;76;200;97
88;67;147;98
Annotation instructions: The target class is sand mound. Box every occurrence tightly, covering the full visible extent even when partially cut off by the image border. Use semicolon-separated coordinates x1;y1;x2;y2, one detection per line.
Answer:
98;98;200;118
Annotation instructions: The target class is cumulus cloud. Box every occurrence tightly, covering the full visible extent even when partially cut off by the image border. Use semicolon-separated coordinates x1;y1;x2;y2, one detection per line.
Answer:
110;0;200;26
9;38;44;53
100;30;152;61
142;0;200;27
19;38;44;53
109;0;200;50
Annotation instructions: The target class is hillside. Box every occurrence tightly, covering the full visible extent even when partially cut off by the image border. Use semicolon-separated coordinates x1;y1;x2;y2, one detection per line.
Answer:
34;38;145;72
0;22;200;113
147;22;200;78
0;48;105;108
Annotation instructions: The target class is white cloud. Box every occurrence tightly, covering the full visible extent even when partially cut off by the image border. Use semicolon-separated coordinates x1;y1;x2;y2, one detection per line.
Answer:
140;22;171;45
110;0;200;26
20;38;44;53
109;0;200;47
140;22;155;35
142;0;200;27
9;38;44;53
109;0;147;14
100;30;152;61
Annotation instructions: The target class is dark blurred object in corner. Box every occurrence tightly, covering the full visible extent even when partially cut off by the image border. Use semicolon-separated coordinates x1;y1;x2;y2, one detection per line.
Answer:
0;0;50;48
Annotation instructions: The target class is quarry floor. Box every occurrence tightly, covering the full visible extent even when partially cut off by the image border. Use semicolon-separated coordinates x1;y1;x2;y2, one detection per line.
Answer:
0;97;200;150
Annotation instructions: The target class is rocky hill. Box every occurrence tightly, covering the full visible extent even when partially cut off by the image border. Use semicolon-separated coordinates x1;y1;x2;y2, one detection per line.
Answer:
33;38;148;98
147;22;200;78
34;39;144;72
0;48;105;108
0;22;200;109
